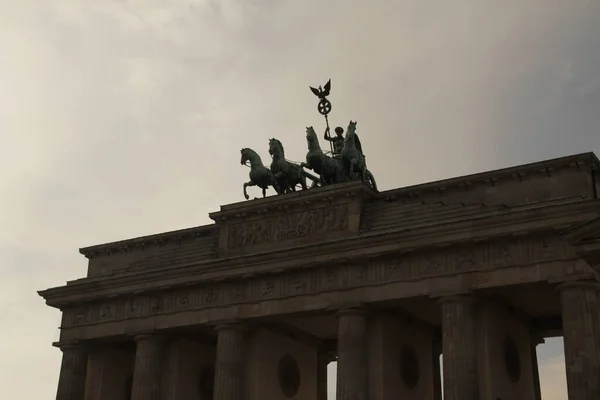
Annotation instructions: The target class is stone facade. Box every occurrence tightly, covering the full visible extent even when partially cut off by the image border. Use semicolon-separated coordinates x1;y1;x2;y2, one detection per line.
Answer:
40;153;600;400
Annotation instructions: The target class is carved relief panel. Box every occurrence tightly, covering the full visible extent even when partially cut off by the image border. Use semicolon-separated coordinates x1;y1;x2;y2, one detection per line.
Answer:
227;203;349;249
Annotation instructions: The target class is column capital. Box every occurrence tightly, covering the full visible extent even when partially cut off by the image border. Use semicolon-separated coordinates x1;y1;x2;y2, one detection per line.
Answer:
556;279;600;292
134;333;164;343
213;320;249;333
335;305;369;317
57;342;87;352
437;294;475;306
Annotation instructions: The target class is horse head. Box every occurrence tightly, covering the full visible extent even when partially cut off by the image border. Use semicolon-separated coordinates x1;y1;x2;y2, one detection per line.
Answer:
305;126;320;149
268;138;284;157
241;147;262;166
240;148;249;165
346;120;357;140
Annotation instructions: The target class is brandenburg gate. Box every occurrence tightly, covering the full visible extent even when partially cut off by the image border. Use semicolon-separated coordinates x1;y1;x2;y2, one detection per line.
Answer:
39;76;600;400
39;151;600;400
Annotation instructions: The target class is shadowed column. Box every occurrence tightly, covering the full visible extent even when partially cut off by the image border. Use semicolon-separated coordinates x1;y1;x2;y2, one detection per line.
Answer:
56;344;88;400
317;352;332;400
439;295;479;400
214;322;247;400
558;280;600;400
131;334;163;400
432;335;443;400
336;308;368;400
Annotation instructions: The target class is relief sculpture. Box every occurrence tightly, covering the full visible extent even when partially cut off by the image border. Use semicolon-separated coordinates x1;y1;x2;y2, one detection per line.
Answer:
227;203;348;248
62;237;573;329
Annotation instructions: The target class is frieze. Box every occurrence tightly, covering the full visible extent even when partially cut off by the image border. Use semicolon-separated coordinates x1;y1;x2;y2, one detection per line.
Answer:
62;237;574;328
227;204;349;249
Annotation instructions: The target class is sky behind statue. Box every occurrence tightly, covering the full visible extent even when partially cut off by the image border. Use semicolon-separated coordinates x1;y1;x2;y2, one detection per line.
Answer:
1;1;599;399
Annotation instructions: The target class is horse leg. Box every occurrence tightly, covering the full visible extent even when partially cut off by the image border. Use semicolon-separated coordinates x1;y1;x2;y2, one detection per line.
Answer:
350;159;358;180
243;181;254;200
360;166;367;183
300;174;308;190
262;187;267;198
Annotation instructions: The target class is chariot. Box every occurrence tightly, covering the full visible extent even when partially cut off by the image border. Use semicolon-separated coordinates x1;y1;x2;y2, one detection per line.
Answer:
240;80;378;199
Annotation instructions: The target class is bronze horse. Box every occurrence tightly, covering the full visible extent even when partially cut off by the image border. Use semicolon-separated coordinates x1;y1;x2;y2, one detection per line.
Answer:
269;138;307;193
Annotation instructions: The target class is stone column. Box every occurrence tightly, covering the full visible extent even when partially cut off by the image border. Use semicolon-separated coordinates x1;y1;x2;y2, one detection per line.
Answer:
439;296;479;400
56;344;88;400
336;308;368;400
317;353;331;400
214;322;247;400
131;334;163;400
558;280;600;400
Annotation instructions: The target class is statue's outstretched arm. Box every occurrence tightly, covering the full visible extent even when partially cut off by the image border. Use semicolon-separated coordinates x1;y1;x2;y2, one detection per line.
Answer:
324;127;332;141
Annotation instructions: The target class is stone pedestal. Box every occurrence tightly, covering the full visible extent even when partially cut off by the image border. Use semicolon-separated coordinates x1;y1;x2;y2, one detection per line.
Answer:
336;308;368;400
214;323;247;400
56;344;87;400
439;296;479;400
558;281;600;400
131;335;163;400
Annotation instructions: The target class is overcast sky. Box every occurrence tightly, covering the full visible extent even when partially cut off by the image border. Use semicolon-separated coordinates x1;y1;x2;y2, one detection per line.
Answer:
1;1;599;399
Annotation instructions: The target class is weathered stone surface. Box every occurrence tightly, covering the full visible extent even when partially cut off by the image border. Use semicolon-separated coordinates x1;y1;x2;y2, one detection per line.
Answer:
61;236;578;329
227;203;349;249
439;296;479;400
336;308;368;400
81;226;217;277
84;346;134;400
214;323;247;400
56;344;87;400
558;281;600;400
131;335;163;400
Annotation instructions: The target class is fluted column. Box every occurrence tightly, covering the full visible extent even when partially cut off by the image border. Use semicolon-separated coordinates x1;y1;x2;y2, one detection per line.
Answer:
214;322;247;400
439;295;479;400
558;280;600;400
336;308;368;400
56;344;88;400
131;334;163;400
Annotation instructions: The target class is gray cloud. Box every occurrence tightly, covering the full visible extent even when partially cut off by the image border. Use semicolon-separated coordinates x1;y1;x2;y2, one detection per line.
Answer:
1;1;598;397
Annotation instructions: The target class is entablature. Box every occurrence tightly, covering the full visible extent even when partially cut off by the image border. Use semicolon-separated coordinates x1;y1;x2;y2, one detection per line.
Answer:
39;196;599;309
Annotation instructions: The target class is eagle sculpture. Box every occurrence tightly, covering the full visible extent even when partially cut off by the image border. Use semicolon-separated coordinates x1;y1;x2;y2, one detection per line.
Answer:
309;79;331;99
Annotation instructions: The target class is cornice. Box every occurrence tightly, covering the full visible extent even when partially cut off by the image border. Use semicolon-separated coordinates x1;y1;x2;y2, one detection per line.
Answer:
38;198;600;307
561;217;600;244
378;152;599;200
79;225;217;259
